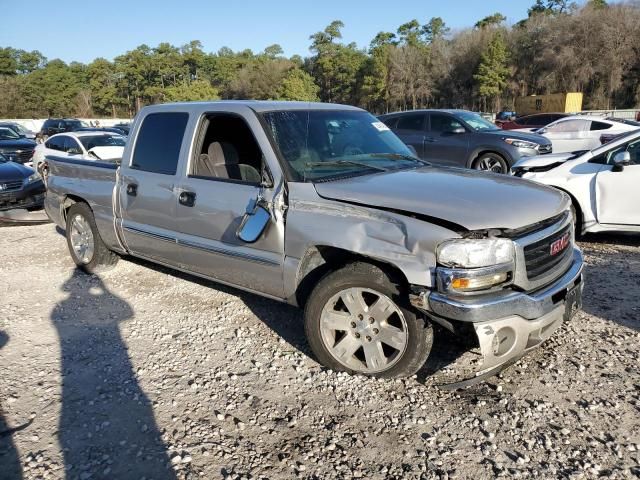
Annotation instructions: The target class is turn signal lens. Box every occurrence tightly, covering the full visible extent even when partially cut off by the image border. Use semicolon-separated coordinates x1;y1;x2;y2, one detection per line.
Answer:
450;271;509;292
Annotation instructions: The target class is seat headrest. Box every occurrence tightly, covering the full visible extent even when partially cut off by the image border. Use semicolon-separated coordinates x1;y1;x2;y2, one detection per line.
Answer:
208;141;239;165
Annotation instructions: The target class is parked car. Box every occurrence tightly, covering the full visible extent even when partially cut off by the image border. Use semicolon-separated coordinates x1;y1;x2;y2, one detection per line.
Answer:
0;127;37;164
39;118;88;139
33;132;126;174
0;152;45;211
0;122;37;140
43;101;584;381
532;115;639;153
499;113;570;131
76;126;130;136
379;109;552;174
113;123;131;135
494;110;517;127
512;129;640;235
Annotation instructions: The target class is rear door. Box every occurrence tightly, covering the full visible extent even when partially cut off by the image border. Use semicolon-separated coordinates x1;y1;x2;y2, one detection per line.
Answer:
542;119;591;153
172;107;286;298
424;113;469;167
594;136;640;226
391;113;426;159
118;111;188;266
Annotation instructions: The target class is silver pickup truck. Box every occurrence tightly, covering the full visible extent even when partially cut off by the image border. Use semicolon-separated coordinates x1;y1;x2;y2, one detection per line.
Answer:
44;101;584;380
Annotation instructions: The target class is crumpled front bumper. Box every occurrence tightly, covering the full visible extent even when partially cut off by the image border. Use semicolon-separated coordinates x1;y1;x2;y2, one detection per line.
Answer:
412;248;584;378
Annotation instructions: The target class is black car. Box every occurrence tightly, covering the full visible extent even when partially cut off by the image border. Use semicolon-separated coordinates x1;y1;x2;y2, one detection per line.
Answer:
0;127;37;164
0;152;45;211
0;122;37;140
113;123;131;135
39;118;88;139
379;109;552;174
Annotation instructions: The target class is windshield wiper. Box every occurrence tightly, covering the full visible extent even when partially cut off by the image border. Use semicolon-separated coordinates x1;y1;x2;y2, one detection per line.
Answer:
304;160;389;172
366;153;429;165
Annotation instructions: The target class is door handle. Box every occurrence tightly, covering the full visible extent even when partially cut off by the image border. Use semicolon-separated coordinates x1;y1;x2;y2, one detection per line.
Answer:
425;137;436;143
179;191;196;207
126;183;137;196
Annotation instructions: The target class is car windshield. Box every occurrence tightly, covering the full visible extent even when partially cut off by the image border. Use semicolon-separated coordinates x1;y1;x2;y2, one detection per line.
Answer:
458;111;500;131
69;120;89;129
78;135;126;150
261;110;425;182
0;127;20;140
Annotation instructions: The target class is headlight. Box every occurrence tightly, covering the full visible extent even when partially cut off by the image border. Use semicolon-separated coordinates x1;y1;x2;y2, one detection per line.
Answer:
26;173;40;183
436;238;515;294
437;238;514;268
504;138;539;150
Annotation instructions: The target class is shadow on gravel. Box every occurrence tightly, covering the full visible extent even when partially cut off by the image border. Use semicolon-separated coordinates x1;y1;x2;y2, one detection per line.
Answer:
51;270;176;479
0;330;23;480
126;256;470;384
579;233;640;332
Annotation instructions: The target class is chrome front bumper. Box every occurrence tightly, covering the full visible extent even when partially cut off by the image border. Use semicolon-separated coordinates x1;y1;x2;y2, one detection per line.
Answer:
426;248;583;323
412;248;584;378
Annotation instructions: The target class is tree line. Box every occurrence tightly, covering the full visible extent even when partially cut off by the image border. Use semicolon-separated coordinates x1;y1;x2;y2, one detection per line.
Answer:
0;0;638;119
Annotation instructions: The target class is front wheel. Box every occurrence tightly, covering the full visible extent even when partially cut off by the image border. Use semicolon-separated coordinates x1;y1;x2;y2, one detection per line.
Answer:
473;153;509;174
304;262;433;378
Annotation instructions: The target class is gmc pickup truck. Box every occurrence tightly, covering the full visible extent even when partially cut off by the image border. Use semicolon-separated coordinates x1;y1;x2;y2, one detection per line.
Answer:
44;101;584;381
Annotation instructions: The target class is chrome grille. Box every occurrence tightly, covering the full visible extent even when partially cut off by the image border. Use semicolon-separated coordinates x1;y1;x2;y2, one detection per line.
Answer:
523;225;572;280
0;180;24;192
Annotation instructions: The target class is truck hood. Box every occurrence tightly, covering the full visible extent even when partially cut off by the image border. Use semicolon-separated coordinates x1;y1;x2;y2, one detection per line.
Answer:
313;166;569;232
87;146;124;161
0;160;33;181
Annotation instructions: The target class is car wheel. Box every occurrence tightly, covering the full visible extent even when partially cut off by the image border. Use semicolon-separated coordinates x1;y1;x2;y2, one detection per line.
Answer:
473;153;509;174
65;202;119;273
304;262;433;379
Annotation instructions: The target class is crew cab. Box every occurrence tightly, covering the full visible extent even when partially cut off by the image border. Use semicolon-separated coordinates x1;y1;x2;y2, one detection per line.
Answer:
44;101;584;381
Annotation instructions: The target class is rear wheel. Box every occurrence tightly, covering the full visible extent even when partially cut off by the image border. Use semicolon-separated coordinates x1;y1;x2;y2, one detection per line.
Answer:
304;262;433;378
473;153;509;174
65;202;119;273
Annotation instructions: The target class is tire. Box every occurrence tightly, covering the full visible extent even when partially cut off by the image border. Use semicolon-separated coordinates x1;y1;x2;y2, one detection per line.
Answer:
304;262;433;379
472;152;509;174
65;202;119;274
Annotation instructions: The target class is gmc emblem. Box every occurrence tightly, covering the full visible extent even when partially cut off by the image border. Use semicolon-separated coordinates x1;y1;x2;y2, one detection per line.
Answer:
550;233;570;256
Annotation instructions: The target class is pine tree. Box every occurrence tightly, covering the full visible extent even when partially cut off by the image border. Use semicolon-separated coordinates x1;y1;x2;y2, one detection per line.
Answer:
473;34;510;112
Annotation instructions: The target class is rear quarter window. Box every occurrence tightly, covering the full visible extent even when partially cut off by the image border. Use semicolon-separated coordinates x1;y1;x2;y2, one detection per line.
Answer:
130;112;189;175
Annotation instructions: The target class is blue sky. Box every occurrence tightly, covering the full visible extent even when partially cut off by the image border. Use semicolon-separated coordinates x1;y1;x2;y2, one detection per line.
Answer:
1;1;579;63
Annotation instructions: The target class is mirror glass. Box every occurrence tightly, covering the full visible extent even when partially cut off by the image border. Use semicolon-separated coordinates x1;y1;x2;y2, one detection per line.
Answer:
238;205;270;243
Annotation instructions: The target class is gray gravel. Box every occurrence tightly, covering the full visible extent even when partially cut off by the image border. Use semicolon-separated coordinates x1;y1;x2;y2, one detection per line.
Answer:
0;223;639;479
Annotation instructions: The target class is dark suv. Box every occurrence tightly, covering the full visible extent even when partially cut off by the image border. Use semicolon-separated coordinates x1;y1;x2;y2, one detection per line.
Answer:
39;118;88;139
379;109;552;174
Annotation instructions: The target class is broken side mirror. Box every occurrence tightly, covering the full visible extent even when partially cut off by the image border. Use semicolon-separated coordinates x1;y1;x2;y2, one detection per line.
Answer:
237;198;271;243
612;151;631;172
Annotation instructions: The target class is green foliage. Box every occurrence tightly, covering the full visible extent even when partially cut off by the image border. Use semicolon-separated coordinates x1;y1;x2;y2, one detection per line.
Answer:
279;69;319;101
475;13;507;29
164;80;220;102
474;34;509;108
422;17;449;43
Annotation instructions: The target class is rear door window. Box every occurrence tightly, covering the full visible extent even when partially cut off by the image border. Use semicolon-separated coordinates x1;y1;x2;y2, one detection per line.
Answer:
396;114;426;132
131;112;189;175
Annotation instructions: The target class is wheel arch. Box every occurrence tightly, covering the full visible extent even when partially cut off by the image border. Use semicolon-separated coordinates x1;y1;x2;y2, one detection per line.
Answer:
61;194;92;224
294;245;410;308
467;147;511;169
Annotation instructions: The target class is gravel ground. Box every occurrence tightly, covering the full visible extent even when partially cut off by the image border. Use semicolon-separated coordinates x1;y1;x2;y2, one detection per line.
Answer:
0;223;639;480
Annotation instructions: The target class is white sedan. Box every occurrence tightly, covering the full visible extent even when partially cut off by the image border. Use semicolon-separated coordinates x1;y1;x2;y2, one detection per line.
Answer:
524;116;639;153
33;131;126;173
512;129;640;235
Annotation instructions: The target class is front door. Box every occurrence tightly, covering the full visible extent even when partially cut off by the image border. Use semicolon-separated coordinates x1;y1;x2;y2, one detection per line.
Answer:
173;110;285;298
119;111;189;266
595;137;640;226
424;113;469;167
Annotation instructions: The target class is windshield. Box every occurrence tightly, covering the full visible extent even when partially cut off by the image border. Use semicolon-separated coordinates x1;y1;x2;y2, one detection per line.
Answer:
261;110;424;182
458;111;500;131
78;134;126;150
0;127;20;140
69;120;89;129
